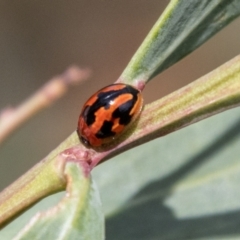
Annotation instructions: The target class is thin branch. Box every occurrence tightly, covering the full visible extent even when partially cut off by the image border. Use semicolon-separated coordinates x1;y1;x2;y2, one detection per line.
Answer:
0;66;91;145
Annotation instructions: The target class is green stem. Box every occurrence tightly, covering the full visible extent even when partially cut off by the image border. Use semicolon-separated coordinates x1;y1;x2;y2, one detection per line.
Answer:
0;132;78;226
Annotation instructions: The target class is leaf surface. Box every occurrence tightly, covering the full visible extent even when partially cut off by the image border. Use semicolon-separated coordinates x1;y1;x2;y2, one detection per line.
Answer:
6;162;104;240
121;0;240;83
93;107;240;239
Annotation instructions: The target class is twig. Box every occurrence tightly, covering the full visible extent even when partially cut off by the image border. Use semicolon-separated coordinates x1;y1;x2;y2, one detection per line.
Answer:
0;66;91;145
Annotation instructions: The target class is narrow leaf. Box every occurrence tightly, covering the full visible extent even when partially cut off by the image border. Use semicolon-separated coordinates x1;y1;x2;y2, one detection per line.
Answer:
13;161;104;240
93;107;240;239
120;0;240;84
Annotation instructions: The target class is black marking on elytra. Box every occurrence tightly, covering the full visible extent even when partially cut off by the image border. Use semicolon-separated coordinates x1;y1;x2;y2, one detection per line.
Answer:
84;84;139;126
96;120;116;138
112;100;134;125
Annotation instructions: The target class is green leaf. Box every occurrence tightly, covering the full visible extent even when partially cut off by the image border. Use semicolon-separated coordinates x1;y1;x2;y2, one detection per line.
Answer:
4;108;240;239
93;107;240;239
121;0;240;84
9;162;104;240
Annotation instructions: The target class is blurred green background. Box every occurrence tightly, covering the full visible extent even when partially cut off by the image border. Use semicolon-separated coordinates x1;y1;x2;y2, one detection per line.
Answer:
0;0;240;192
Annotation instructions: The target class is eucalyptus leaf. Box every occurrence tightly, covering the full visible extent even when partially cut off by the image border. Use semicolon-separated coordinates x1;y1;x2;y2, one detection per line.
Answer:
12;162;104;240
121;0;240;83
93;107;240;239
0;193;64;240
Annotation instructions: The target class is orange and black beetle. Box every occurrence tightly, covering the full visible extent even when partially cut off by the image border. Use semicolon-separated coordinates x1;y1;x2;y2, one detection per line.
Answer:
77;83;143;148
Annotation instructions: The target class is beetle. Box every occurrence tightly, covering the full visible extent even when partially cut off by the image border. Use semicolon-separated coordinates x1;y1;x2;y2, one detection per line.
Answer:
77;83;143;148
